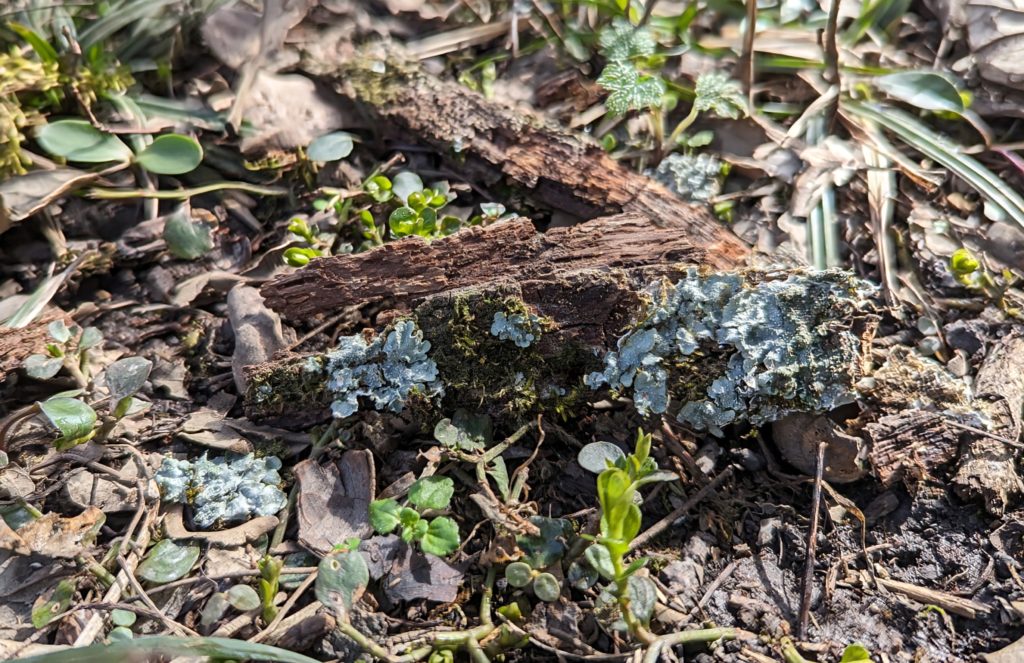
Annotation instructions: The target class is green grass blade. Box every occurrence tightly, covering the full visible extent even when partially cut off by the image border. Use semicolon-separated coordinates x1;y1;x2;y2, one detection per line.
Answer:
18;636;323;663
844;100;1024;233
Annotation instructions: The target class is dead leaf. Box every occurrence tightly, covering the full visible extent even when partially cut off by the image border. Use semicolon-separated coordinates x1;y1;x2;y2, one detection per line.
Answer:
362;535;464;603
6;507;105;558
295;450;375;555
163;504;278;547
772;413;867;483
0;169;99;236
237;71;349;154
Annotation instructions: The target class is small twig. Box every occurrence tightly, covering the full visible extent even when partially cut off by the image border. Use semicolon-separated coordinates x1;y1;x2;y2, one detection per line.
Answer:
797;441;826;639
741;0;757;107
88;181;288;200
629;466;733;551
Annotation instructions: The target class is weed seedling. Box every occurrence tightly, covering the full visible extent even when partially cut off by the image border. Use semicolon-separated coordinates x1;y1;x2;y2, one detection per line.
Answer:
369;476;461;557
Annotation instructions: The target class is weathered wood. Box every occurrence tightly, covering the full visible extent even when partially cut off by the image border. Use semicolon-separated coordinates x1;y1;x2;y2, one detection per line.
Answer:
0;310;72;379
303;44;747;255
262;214;703;320
866;411;961;488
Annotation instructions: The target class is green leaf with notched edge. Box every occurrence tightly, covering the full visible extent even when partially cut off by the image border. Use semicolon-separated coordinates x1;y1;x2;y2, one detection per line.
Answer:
369;499;402;534
597;62;665;115
315;548;369;622
408;476;455;511
599;17;656;62
420;516;460;556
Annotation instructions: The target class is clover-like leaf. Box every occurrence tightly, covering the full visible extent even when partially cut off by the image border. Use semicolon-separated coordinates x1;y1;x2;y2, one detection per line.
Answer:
597;62;666;115
105;356;153;402
369;498;402;534
32;579;76;628
134;134;203;175
420;516;460;556
408;476;455;511
137;539;201;584
532;572;561;602
36;119;132;163
693;72;746;119
599;17;656;62
163;207;213;260
24;354;63;379
307;131;354;162
505;561;534;588
39;396;96;448
315;548;369;622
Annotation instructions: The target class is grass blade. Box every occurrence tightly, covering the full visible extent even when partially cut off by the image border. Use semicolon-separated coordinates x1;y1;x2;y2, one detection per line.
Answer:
18;635;324;663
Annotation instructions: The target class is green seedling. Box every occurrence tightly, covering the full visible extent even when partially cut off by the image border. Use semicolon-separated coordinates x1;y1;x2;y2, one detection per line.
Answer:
369;476;461;557
388;182;460;240
23;319;103;384
580;430;676;640
504;562;561;602
283;217;327;267
949;248;1021;316
258;554;283;624
36;119;202;174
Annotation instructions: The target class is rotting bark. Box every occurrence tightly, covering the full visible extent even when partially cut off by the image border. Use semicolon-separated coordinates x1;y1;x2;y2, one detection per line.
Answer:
299;43;747;260
262;214;704;320
0;310;72;377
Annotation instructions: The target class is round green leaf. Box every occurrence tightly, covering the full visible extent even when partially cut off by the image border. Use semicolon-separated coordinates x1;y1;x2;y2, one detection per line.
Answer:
137;539;201;584
532;573;561;602
315;549;369;620
391;171;423;204
408;476;454;510
226;584;261;611
840;644;873;662
626;575;657;622
105;356;153;401
24;354;63;379
584;544;616;581
39;396;96;444
388;206;418;237
163;208;213;260
111;608;137;627
36;120;132;163
107;626;134;642
134;134;204;175
567;560;599;590
505;562;534;588
578;441;625;474
200;592;230;626
307;131;354;162
48;319;71;343
420;516;460;557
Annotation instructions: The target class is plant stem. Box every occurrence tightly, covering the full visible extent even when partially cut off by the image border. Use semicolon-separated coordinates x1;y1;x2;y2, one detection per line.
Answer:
88;181;288;199
665;105;700;150
641;628;742;663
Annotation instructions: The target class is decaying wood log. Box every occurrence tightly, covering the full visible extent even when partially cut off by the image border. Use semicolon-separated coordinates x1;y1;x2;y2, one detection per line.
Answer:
866;411;961;488
262;214;701;320
0;309;72;379
300;44;747;255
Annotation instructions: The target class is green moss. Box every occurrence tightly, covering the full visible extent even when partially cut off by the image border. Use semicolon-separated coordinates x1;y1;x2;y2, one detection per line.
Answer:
245;356;330;417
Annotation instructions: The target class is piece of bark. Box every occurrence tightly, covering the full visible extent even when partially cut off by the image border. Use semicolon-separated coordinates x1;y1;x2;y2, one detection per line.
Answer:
866;411;962;489
953;331;1024;514
227;285;290;394
263;214;702;321
302;44;747;259
772;413;868;483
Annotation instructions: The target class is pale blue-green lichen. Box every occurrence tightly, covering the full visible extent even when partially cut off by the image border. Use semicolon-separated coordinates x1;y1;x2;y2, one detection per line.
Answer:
490;311;543;348
325;320;442;418
155;453;287;529
586;269;870;435
649;153;724;203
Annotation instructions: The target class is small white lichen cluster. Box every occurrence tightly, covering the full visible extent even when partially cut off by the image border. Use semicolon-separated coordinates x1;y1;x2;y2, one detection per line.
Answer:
586;270;869;435
325;320;441;419
650;153;724;202
155;453;287;529
490;311;543;348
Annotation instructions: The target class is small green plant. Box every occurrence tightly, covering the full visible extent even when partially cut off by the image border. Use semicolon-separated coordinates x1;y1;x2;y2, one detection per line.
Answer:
949;247;1021;316
258;554;283;624
36;119;203;174
387;176;460;240
579;430;676;640
369;476;461;557
23;319;102;384
504;561;561;602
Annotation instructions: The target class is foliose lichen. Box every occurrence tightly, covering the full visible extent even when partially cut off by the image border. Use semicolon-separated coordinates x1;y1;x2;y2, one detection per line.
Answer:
649;153;724;203
325;319;442;419
155;453;287;529
585;269;871;435
490;310;543;348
